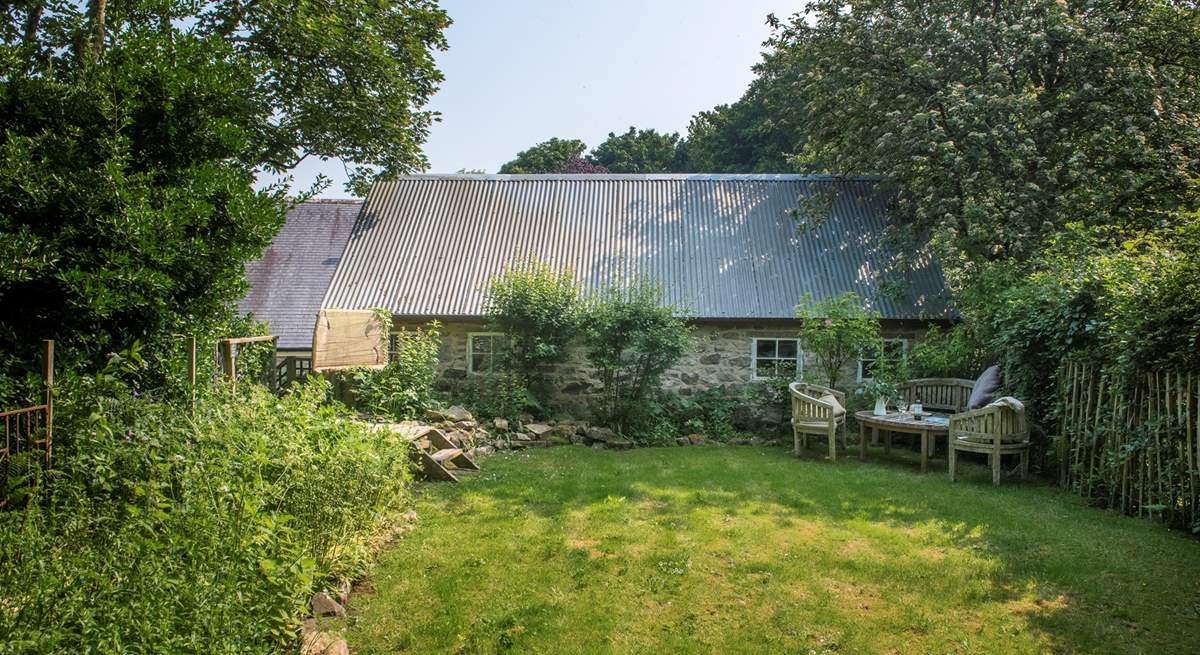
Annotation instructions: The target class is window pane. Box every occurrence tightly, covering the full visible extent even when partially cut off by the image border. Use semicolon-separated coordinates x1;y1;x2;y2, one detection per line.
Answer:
471;354;486;372
883;340;904;357
778;340;797;359
777;360;797;378
756;361;773;378
756;340;776;358
475;335;492;354
861;358;876;379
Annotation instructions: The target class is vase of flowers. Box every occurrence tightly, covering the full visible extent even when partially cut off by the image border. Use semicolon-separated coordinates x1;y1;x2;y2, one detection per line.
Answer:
857;377;898;415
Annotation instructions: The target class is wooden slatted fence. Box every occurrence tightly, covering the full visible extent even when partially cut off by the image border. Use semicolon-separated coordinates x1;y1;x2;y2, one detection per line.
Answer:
1058;362;1198;531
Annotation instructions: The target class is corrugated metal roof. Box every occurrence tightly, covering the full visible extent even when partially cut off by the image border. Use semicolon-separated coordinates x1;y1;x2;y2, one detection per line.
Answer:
239;199;362;349
322;175;953;320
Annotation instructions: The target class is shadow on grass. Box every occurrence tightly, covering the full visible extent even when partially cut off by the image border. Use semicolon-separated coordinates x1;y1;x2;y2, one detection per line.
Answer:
385;445;1199;654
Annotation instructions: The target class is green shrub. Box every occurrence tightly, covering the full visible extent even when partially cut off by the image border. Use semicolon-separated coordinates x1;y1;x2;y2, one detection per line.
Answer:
907;324;986;380
440;370;541;421
347;322;441;421
795;292;880;390
484;260;582;402
0;374;412;653
581;280;693;438
663;382;788;440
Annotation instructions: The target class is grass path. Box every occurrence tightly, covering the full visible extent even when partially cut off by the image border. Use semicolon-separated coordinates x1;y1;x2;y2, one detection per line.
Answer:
331;445;1200;654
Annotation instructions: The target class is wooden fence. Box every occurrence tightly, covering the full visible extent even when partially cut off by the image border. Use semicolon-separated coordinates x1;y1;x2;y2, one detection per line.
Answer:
1058;362;1198;530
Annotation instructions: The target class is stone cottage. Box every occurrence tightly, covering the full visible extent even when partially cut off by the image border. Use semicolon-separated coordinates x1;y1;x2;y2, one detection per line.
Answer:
318;174;954;410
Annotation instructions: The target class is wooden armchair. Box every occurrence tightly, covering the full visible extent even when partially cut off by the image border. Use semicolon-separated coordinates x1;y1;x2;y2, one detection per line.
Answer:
948;397;1030;485
789;382;847;461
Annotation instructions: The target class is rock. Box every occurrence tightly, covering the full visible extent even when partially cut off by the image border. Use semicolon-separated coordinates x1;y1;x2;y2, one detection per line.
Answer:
591;442;606;450
445;405;474;422
607;440;634;450
424;408;447;422
455;420;477;430
333;579;351;606
493;418;509;431
518;413;535;424
514;432;533;441
687;433;706;445
676;436;691;447
301;618;318;635
310;592;346;617
301;631;349;655
732;437;753;446
525;423;553;437
473;427;491;443
476;445;494;457
570;433;588;445
586;426;617;443
699;352;721;365
401;509;418;523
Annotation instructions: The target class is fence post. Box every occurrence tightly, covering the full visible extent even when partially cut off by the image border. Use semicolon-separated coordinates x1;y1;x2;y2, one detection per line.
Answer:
187;335;197;417
42;339;53;470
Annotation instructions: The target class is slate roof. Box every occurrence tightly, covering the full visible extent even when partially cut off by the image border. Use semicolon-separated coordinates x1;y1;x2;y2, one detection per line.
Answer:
239;199;362;350
322;175;954;320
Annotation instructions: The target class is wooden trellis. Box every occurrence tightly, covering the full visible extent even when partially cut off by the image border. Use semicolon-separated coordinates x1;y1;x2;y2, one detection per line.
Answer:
1058;362;1198;529
217;335;279;391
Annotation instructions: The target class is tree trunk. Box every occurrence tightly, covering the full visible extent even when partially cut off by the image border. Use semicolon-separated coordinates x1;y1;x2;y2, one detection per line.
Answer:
74;0;106;64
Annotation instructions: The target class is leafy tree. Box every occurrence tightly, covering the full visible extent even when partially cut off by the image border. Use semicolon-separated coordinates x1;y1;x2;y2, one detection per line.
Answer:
498;138;588;173
484;260;582;403
582;280;693;436
760;1;1200;278
589;127;687;173
684;80;801;173
795;292;880;390
0;0;449;377
551;156;609;174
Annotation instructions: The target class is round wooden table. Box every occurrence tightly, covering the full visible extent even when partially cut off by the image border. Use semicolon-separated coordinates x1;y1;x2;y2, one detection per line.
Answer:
854;410;949;473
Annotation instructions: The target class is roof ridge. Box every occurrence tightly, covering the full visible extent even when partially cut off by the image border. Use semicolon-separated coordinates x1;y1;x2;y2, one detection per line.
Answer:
376;173;885;182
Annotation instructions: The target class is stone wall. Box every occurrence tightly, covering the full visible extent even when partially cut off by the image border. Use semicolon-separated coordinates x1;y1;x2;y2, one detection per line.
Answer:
396;318;931;415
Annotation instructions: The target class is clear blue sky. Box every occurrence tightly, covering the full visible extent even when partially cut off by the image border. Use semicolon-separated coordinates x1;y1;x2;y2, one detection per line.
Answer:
280;0;789;197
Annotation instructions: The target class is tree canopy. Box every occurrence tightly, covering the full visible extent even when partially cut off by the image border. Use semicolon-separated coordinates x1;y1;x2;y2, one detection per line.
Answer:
589;127;687;173
498;138;589;173
761;1;1200;273
0;0;449;377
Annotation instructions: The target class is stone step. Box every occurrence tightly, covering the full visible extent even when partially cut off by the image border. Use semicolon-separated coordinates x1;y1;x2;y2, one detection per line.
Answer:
509;439;553;449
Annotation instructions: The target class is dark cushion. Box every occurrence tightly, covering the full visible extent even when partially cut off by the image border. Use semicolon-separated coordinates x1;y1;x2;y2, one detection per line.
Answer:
967;365;1002;410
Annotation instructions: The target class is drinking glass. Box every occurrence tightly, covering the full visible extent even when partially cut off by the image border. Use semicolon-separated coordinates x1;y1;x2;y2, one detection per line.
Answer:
895;399;909;413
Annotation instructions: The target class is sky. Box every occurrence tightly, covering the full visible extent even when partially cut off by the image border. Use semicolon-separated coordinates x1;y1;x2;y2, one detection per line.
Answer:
278;0;790;198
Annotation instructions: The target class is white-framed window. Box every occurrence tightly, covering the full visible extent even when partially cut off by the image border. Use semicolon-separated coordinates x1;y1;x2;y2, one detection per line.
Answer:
467;333;504;374
752;338;801;380
857;338;909;382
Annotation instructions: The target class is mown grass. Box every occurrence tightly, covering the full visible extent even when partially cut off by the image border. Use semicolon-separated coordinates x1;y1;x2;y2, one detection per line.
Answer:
331;445;1200;654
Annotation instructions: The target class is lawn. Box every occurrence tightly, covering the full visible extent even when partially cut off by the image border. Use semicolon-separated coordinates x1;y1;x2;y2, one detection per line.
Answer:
331;445;1200;654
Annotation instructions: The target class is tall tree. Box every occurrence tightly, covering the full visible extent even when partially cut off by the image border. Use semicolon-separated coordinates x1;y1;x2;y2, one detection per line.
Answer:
588;127;687;173
498;138;588;173
684;80;802;173
0;0;449;376
761;1;1200;280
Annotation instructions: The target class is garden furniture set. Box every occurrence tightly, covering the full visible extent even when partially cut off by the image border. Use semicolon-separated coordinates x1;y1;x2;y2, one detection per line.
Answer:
789;366;1031;485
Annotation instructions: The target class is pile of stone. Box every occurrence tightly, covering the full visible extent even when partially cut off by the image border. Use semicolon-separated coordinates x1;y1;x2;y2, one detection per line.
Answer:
417;406;644;456
413;405;762;457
